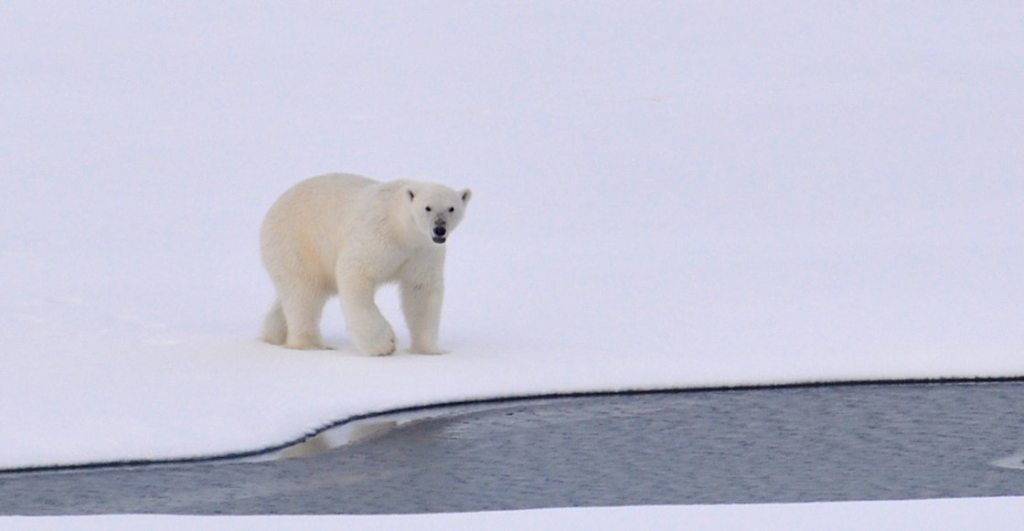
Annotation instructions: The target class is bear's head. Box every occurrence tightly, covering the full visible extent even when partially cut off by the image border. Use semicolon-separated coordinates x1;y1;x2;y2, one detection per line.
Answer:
405;183;471;245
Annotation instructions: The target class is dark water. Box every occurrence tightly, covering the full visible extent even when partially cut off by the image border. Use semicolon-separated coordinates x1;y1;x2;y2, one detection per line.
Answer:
3;381;1024;515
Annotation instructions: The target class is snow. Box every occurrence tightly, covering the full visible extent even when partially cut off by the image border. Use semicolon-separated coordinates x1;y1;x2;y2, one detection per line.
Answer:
3;497;1023;530
2;1;1022;472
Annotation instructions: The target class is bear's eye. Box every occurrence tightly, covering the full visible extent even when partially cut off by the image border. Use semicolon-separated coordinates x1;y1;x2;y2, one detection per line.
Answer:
425;206;432;212
448;207;455;213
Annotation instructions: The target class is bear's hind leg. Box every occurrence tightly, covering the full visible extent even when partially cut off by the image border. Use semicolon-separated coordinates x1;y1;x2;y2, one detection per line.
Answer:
337;274;396;356
261;299;287;345
279;286;329;350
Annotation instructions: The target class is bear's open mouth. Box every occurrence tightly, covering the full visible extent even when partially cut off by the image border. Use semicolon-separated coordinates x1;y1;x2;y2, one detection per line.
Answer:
432;236;447;244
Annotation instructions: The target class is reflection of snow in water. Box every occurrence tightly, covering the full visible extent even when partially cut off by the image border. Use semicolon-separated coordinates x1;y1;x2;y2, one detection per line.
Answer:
266;401;585;458
991;452;1024;471
273;420;400;460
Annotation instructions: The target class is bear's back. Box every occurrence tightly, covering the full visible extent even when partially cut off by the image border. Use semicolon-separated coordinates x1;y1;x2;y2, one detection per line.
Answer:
260;173;380;283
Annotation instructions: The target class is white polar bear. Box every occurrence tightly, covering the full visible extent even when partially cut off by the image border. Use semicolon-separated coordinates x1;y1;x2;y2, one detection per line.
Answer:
259;173;471;356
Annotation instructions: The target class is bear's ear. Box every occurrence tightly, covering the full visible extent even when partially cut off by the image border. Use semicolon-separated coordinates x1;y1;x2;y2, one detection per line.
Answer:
460;189;472;203
406;189;415;202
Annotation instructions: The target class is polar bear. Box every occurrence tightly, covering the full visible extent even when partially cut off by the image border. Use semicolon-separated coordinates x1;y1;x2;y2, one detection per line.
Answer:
259;173;471;356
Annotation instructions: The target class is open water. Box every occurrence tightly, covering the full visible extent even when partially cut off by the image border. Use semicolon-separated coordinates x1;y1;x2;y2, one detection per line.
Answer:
3;381;1024;514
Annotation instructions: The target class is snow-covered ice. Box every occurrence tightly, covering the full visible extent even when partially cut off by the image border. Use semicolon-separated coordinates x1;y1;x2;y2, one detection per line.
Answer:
1;1;1021;474
4;497;1024;531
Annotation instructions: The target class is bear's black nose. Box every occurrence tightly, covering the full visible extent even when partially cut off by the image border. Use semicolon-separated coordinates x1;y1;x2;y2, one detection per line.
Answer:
433;226;447;237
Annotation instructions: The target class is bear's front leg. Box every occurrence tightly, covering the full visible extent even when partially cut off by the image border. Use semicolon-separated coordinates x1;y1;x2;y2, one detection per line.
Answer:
401;277;444;354
337;274;396;356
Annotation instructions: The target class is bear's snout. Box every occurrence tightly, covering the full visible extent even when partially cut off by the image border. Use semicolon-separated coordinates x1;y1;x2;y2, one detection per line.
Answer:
432;225;447;244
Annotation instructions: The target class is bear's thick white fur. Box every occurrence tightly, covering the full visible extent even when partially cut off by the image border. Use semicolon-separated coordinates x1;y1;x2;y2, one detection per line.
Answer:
260;173;471;356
